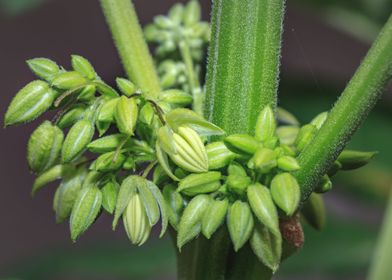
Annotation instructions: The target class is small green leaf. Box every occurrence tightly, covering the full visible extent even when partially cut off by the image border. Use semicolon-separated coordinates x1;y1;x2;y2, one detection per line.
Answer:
250;222;282;272
71;55;96;80
177;194;210;249
70;186;102;241
5;80;56;126
227;201;254;251
145;180;169;237
62;119;95;163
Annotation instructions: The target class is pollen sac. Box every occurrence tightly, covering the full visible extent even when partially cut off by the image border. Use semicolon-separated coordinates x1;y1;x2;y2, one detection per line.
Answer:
167;126;208;173
122;192;152;246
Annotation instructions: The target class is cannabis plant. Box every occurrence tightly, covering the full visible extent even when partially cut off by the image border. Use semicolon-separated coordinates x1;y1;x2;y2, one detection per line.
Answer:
4;0;392;279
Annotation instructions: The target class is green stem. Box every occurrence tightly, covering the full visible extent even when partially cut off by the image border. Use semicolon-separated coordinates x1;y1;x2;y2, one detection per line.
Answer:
367;190;392;280
179;40;203;116
296;14;392;203
205;0;286;135
100;0;161;98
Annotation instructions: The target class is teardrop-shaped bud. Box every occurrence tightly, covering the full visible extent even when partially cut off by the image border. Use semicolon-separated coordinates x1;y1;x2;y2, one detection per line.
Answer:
139;103;154;125
277;156;300;171
53;167;86;223
310;111;328;129
157;125;177;154
228;162;247;177
201;198;228;239
177;194;210;249
5;80;55;126
248;147;277;173
247;183;279;234
163;184;184;230
101;179;119;214
27;121;64;173
337;150;377;170
114;96;138;136
227;201;254;251
70;186;102;241
226;174;251;196
57;105;86;129
276;126;300;146
178;171;221;196
78;85;96;101
270;173;300;216
26;58;59;81
62;119;94;163
93;151;126;172
301;193;326;230
277;107;300;126
159;89;193;107
183;0;201;26
327;161;342;177
71;55;96;80
168;3;184;24
87;134;128;153
255;106;276;142
116;77;137;97
250;222;282;273
224;134;260;155
98;97;119;123
169;126;208;173
314;175;332;193
206;142;236;170
122;192;151;246
52;71;87;90
294;124;317;153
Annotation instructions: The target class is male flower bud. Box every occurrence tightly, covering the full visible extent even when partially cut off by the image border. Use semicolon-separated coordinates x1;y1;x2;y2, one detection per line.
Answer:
248;147;277;173
163;184;184;230
327;161;342;177
310;111;328;129
227;201;254;251
255;106;276;142
301;193;326;230
98;97;119;123
224;134;260;155
337;150;377;170
270;173;300;216
315;175;332;193
71;55;96;80
5;80;56;126
62;119;94;163
27;58;60;81
277;107;300;126
78;85;96;101
183;0;201;26
28;121;64;173
51;71;87;90
201;198;228;239
247;183;279;234
228;162;247;177
93;152;126;172
226;174;251;196
167;126;208;173
116;77;137;97
294;124;317;152
114;96;138;136
206;142;236;170
123;192;151;246
159;89;193;107
276;126;299;146
277;156;300;171
178;171;221;196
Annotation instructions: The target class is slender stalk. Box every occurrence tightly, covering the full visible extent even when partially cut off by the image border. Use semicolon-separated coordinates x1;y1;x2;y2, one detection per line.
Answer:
205;0;286;135
296;15;392;203
100;0;161;98
367;190;392;280
179;40;203;116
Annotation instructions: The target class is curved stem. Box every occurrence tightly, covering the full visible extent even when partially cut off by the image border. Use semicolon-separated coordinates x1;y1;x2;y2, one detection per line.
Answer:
296;14;392;203
100;0;161;98
179;40;203;116
205;0;286;135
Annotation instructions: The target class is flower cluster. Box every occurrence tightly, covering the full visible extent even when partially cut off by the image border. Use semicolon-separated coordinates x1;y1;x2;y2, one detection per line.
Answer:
4;0;376;274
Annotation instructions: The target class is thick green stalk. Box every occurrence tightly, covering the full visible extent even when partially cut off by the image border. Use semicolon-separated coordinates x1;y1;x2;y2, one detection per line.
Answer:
367;190;392;280
100;0;161;98
205;0;286;135
296;14;392;203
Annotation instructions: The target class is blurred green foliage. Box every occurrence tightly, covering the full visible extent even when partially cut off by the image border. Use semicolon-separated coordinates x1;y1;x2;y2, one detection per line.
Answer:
0;0;46;16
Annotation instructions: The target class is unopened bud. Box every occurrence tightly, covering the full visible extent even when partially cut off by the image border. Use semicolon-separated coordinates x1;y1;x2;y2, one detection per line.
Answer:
116;77;137;97
178;171;221;196
224;134;260;155
52;71;87;90
315;175;332;193
114;96;138;136
27;57;59;81
310;111;328;129
301;193;326;230
227;201;254;251
206;141;236;170
277;156;300;171
71;55;96;80
276;126;299;146
294;124;317;152
255;106;276;142
337;149;377;170
248;147;277;173
201;198;228;239
270;173;300;216
226;174;251;196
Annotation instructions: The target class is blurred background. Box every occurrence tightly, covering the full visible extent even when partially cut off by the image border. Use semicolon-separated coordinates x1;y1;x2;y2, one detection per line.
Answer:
0;0;391;279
